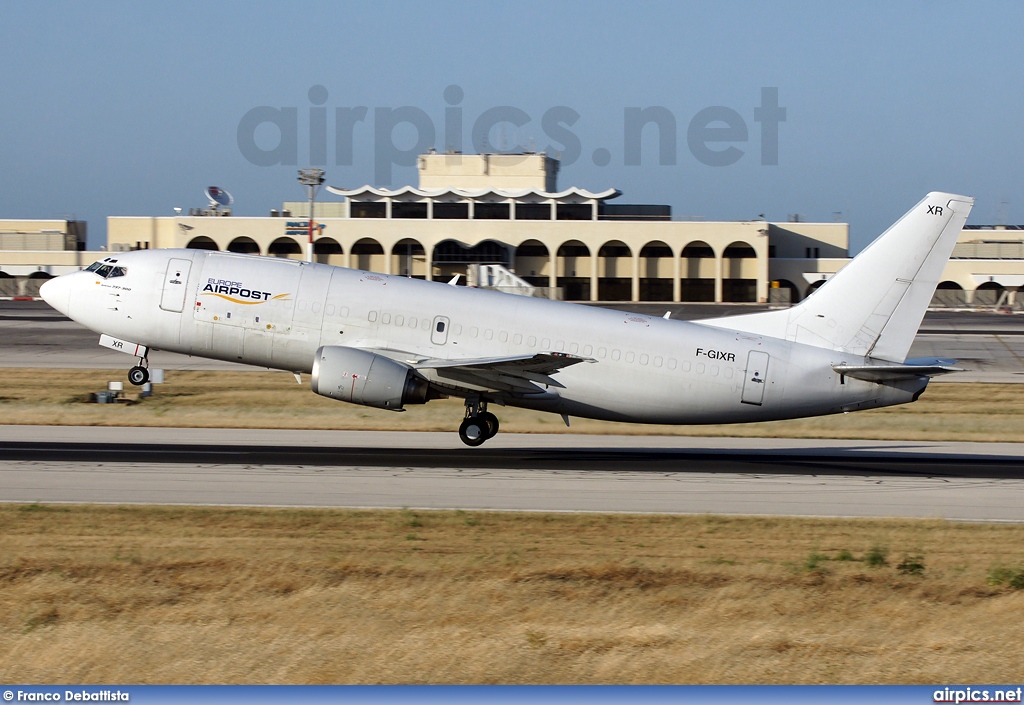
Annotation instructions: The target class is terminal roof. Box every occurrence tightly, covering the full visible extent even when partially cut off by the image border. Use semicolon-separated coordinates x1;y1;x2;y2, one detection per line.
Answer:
325;185;621;201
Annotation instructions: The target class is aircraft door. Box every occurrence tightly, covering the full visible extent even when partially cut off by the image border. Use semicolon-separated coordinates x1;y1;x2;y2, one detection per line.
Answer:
431;315;450;345
741;351;770;406
160;258;192;313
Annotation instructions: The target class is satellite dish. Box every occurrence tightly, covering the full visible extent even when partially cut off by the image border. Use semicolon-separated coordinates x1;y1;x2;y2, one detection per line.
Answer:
205;186;234;208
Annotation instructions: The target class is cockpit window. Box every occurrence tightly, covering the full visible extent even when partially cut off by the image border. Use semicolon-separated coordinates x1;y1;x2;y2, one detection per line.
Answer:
86;262;127;278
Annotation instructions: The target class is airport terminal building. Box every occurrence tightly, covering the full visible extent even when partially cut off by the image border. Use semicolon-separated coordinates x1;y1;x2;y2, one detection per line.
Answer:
103;153;849;305
0;219;87;297
2;153;1023;307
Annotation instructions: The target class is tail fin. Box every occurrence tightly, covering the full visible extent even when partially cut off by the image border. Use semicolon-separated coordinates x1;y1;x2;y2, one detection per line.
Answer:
702;192;974;362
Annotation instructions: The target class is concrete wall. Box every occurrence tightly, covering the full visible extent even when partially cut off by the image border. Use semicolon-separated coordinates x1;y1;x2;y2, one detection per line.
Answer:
0;219;86;251
417;153;557;191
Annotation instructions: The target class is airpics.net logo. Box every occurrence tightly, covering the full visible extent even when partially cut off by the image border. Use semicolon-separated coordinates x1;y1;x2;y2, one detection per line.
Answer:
236;85;786;184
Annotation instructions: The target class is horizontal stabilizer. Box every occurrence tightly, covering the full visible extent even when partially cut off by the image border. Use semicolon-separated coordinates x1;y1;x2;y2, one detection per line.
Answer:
833;358;962;383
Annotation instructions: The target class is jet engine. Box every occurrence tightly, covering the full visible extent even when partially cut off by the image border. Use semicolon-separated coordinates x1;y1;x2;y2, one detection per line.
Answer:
311;345;432;410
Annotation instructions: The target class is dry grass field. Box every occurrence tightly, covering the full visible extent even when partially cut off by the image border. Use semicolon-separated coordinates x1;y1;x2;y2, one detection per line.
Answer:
3;370;1024;683
0;368;1023;441
1;505;1023;684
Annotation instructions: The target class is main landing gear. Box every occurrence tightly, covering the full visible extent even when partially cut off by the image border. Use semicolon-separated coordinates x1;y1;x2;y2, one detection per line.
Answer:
128;353;149;386
459;397;499;447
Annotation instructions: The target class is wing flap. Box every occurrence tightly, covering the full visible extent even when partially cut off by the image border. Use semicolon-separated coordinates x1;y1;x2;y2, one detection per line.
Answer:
410;351;592;375
410;351;593;396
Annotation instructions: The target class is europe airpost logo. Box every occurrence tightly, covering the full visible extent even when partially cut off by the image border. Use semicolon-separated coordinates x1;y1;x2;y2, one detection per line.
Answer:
200;278;291;305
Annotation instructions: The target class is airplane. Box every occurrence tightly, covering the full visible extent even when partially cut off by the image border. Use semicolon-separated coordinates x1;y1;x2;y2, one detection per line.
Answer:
39;192;973;446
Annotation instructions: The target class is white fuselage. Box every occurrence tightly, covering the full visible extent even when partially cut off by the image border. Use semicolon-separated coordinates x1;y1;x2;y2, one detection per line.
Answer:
44;248;925;424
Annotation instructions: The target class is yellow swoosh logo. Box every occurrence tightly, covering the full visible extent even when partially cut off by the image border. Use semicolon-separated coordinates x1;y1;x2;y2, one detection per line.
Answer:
201;292;292;305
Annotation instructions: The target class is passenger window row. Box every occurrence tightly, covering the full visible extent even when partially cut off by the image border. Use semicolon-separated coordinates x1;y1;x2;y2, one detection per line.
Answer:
355;310;739;377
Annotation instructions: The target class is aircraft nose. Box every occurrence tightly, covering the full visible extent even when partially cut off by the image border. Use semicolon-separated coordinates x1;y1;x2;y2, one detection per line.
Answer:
39;274;73;316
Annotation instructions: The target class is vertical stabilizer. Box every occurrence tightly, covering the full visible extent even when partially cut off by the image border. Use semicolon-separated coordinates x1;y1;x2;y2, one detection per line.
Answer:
701;192;974;362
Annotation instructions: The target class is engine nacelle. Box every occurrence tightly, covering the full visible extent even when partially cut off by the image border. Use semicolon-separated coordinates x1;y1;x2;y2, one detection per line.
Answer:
311;345;431;410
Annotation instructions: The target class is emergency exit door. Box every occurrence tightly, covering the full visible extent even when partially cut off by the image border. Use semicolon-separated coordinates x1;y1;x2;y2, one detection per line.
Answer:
741;351;770;406
431;315;450;345
160;258;192;313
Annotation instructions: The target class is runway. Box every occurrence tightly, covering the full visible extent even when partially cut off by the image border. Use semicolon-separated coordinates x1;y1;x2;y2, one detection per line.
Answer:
4;302;1024;521
2;426;1024;522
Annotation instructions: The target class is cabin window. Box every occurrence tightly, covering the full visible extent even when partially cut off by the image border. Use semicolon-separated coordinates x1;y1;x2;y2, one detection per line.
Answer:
395;315;404;327
382;313;391;325
407;317;416;329
569;342;579;354
668;358;677;370
527;336;536;347
541;338;551;349
470;327;479;338
513;334;523;345
654;356;663;368
325;304;336;316
696;363;705;374
499;331;508;342
436;321;445;333
612;349;621;361
453;324;463;335
682;361;691;372
555;340;565;351
368;311;378;322
724;367;733;379
640;354;649;366
625;352;635;363
485;329;494;340
711;365;719;376
583;345;593;356
341;306;350;317
597;347;607;359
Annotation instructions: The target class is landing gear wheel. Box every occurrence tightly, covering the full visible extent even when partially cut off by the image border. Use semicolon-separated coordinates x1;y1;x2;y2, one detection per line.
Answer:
459;417;489;447
128;366;149;386
479;411;499;439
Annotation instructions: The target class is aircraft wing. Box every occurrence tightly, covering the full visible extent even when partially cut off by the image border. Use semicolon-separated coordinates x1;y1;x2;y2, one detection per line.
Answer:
832;357;962;383
404;351;594;395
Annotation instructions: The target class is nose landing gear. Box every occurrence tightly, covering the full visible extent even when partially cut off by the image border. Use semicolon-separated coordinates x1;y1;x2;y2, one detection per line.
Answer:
459;397;499;447
128;353;150;386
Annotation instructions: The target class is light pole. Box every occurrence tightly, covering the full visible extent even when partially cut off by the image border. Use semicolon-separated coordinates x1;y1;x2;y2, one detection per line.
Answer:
297;168;325;262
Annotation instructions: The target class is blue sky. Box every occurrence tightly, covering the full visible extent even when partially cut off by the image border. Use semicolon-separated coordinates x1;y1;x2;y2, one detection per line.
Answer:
1;1;1022;251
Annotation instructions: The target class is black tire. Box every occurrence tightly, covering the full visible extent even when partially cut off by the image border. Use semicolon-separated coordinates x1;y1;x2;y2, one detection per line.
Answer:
479;411;499;439
128;366;149;386
458;417;488;447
